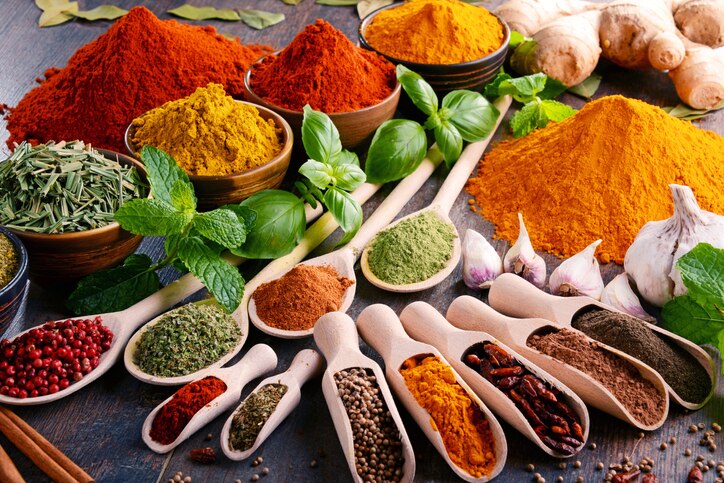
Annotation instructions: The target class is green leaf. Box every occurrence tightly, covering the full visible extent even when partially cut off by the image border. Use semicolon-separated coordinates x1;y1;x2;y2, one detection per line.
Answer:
302;105;342;164
509;30;526;49
434;121;463;167
238;9;285;29
178;236;244;313
235;190;305;259
332;163;366;191
676;243;724;306
140;146;192;206
193;209;248;249
282;0;305;4
38;2;77;27
538;77;568;100
69;5;127;20
484;71;512;99
167;5;241;21
540;99;577;122
568;73;602;99
316;0;359;4
299;159;333;189
662;296;724;345
442;90;500;142
510;101;548;138
66;254;160;315
323;187;362;245
498;72;547;103
115;199;192;236
357;0;393;18
36;0;66;10
220;205;257;234
664;100;724;121
165;234;183;259
365;119;427;183
330;150;359;166
396;65;438;116
170;179;197;213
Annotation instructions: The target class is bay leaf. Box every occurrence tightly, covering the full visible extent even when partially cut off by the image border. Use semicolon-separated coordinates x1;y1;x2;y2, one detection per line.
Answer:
70;5;128;21
665;100;724;120
316;0;359;5
238;9;285;29
567;72;602;99
357;0;392;18
35;0;67;10
38;1;78;27
282;0;305;4
167;5;241;21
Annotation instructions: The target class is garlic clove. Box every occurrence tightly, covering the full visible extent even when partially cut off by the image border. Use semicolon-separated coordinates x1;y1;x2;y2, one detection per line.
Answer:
549;239;604;299
462;228;504;290
503;213;547;288
601;272;656;322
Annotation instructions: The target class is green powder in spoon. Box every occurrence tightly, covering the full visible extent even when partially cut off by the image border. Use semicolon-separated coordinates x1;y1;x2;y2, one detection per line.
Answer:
367;211;456;285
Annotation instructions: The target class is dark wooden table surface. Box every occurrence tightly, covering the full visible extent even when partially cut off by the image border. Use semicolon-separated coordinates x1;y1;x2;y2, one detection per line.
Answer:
0;1;722;482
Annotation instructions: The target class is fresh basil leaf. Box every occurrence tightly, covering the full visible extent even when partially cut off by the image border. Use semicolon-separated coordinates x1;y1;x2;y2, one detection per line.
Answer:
442;90;500;142
193;209;248;249
220;205;257;233
434;121;463;167
302;105;342;164
357;0;392;18
676;243;724;306
540;99;577;122
238;9;285;29
538;77;568;100
66;254;159;315
167;5;241;21
365;119;427;183
510;101;548;138
568;73;602;99
509;30;526;49
178;236;244;313
396;65;438;116
332;163;366;191
69;5;127;20
484;71;512;99
323;186;362;245
115;199;192;236
498;72;547;103
140;146;192;206
170;179;196;213
330;150;359;166
235;190;305;259
299;159;333;189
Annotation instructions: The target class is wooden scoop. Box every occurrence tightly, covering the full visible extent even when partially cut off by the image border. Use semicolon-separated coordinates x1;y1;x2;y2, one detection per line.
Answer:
220;348;323;461
360;95;512;293
488;273;716;409
446;295;669;430
399;301;589;458
313;312;416;483
142;344;277;454
357;304;507;482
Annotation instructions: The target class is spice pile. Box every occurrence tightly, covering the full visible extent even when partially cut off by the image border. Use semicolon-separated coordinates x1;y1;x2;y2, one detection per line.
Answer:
134;303;241;378
249;19;396;113
0;316;112;399
334;368;405;482
5;7;271;153
400;354;496;477
0;233;19;289
229;384;287;451
130;84;282;177
467;95;724;263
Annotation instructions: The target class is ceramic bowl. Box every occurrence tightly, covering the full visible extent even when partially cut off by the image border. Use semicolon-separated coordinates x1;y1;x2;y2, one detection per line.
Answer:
0;227;28;336
358;4;510;95
244;61;401;151
126;101;293;210
6;150;146;288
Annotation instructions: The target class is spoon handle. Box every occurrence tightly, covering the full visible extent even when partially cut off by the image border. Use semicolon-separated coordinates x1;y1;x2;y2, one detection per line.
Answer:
356;304;410;363
446;296;518;343
285;349;323;387
399;301;459;345
431;95;512;214
313;312;362;363
233;344;278;392
488;273;565;322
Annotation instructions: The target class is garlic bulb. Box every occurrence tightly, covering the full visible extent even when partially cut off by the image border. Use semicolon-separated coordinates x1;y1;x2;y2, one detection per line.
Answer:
601;273;656;322
549;239;604;299
462;229;504;290
503;213;546;288
624;184;724;307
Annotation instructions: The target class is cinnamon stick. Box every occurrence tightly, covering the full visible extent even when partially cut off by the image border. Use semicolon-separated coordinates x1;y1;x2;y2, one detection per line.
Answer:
0;442;25;483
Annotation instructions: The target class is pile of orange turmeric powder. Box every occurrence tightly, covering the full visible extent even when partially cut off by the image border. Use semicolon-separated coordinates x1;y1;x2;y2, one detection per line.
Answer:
467;95;724;264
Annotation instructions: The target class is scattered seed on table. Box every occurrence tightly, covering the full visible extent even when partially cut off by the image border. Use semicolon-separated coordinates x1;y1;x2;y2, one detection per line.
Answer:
670;437;677;444
660;443;668;450
686;449;693;456
183;478;191;483
261;468;269;476
534;472;542;479
574;460;582;469
699;423;706;430
597;462;604;471
310;459;318;468
526;464;535;472
205;433;213;441
235;480;241;483
173;476;181;482
558;462;567;470
590;443;597;450
690;425;700;433
697;456;705;462
556;476;563;482
576;477;584;483
251;475;259;482
713;423;722;433
638;432;645;439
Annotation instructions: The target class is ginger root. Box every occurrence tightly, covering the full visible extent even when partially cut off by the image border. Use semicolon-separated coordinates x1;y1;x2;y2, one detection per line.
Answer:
673;0;724;47
495;0;597;35
669;43;724;108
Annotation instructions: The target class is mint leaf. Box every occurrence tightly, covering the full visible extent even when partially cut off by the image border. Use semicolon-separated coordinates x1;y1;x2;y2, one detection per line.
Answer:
677;243;724;305
484;71;512;99
540;100;577;121
115;199;192;236
663;296;724;344
235;190;305;259
396;64;438;116
538;77;568;100
220;205;257;234
442;90;499;142
510;101;546;138
66;254;160;315
323;186;362;245
299;159;333;189
302;105;342;164
170;179;196;213
178;236;244;313
332;163;366;191
193;209;248;249
140;146;192;206
498;73;547;103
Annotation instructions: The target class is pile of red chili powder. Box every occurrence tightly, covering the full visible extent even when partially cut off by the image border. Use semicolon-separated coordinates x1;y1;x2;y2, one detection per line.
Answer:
6;7;271;153
249;19;396;113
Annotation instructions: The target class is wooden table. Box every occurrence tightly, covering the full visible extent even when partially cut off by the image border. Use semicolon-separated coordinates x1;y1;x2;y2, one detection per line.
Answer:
0;1;722;482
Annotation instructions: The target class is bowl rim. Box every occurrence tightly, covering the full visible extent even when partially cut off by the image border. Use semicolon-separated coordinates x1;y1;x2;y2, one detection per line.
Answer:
3;148;147;241
358;3;511;69
0;226;29;300
125;100;294;182
243;53;403;119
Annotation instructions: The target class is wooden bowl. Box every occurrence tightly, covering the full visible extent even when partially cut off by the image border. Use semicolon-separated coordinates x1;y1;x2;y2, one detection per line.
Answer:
126;101;293;211
0;227;29;336
359;4;510;95
244;63;401;151
6;150;146;288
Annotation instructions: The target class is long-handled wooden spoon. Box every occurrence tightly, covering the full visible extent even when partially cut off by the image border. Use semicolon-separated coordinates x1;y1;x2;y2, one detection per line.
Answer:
399;301;589;458
446;295;669;430
488;273;715;410
313;312;416;483
360;95;512;293
357;304;507;482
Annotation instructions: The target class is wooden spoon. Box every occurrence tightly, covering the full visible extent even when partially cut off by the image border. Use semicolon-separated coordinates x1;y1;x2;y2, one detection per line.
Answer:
220;348;323;461
446;295;669;430
142;344;277;454
357;304;507;482
487;273;716;409
247;150;445;339
399;301;589;458
313;312;416;483
360;96;512;293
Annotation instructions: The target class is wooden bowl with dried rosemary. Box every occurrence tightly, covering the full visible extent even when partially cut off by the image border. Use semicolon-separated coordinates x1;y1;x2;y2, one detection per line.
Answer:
0;141;149;287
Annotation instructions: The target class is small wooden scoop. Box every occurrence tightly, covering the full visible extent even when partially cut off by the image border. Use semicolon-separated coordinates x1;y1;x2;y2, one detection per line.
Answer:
357;304;507;482
488;273;716;410
446;296;670;430
142;344;277;454
399;301;589;458
313;312;416;483
220;348;323;461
